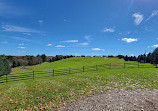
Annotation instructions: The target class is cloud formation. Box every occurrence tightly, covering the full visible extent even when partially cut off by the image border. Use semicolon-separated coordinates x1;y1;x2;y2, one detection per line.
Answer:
62;40;78;43
18;47;27;49
146;10;158;21
2;41;8;44
2;25;40;33
85;35;91;41
92;48;105;51
122;38;138;43
132;13;143;25
103;28;115;32
47;44;52;46
55;45;65;48
19;43;24;46
12;37;30;42
79;42;89;46
152;44;158;48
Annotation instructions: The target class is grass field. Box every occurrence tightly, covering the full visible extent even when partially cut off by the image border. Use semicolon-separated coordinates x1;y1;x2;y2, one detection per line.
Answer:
0;57;157;110
11;57;126;74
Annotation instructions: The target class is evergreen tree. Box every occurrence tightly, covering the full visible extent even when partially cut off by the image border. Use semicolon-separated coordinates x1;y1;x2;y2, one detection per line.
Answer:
146;53;152;63
124;55;129;61
151;48;158;67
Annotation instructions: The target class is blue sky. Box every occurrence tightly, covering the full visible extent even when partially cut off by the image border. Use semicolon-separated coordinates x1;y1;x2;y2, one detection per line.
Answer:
0;0;158;56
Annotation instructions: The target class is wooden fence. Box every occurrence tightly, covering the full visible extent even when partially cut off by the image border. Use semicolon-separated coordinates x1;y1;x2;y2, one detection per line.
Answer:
0;63;155;83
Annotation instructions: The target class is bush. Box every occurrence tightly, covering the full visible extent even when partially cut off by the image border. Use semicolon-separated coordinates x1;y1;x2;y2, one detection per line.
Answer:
0;56;11;76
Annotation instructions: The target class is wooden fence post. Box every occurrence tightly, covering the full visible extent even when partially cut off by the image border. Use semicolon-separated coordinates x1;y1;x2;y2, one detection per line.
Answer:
83;66;84;72
53;69;54;77
96;65;98;71
6;74;8;83
33;71;34;80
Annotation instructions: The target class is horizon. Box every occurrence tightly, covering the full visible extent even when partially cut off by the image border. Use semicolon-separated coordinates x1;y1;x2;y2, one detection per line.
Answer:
0;0;158;56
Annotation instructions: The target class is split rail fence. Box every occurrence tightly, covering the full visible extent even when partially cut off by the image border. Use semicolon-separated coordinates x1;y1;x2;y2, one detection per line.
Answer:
0;63;155;83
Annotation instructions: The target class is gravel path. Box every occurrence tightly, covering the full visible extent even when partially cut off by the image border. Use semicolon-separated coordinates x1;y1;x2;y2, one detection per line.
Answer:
61;89;158;111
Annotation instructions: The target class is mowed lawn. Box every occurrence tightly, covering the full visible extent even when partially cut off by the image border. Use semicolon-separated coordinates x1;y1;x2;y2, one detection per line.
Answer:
0;58;157;110
11;57;125;74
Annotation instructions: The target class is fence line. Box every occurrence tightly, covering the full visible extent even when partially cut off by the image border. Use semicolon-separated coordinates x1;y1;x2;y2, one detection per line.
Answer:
0;63;155;83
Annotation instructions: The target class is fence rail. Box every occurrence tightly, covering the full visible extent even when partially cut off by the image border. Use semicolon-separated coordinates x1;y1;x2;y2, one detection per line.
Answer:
0;63;156;83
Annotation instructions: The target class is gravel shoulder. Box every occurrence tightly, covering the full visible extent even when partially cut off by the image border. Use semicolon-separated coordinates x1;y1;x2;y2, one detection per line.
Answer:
61;89;158;111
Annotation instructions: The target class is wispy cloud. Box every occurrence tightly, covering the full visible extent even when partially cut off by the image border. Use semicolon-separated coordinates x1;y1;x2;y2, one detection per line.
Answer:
23;33;31;36
92;48;105;51
18;47;27;49
0;2;25;17
19;43;24;46
47;44;52;46
2;41;8;44
146;10;158;21
102;28;115;32
2;25;41;33
85;35;92;41
152;44;158;48
62;40;78;43
12;37;30;42
121;38;138;43
79;42;89;46
132;13;143;25
55;45;65;48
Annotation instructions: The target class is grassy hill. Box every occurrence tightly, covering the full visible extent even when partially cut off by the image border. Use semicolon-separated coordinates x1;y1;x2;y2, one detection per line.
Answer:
0;57;156;110
11;57;126;74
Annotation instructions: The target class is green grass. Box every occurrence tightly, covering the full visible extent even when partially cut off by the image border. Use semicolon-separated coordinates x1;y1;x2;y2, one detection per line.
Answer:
0;57;157;110
11;57;125;74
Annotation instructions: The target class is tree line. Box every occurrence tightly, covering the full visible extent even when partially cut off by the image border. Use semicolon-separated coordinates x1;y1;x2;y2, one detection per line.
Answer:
0;54;74;77
121;48;158;65
1;48;158;77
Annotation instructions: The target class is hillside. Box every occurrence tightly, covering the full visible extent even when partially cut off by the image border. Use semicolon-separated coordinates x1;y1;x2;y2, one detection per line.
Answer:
11;57;126;74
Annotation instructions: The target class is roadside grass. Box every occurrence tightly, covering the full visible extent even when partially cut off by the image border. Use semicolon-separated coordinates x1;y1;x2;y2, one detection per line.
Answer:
1;67;158;110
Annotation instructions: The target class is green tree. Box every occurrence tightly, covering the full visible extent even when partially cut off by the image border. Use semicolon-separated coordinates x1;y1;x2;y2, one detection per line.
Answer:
0;56;11;76
151;48;158;67
41;54;47;62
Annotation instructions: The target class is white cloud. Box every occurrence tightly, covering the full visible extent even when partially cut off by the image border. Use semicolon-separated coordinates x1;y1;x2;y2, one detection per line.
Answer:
55;45;65;48
121;38;138;43
85;35;91;41
23;33;31;36
19;43;24;46
92;48;105;51
146;10;158;21
62;40;78;43
152;44;158;48
2;41;8;44
79;42;89;46
132;13;143;25
12;37;30;42
103;28;115;32
18;47;27;49
2;25;41;33
47;44;52;46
